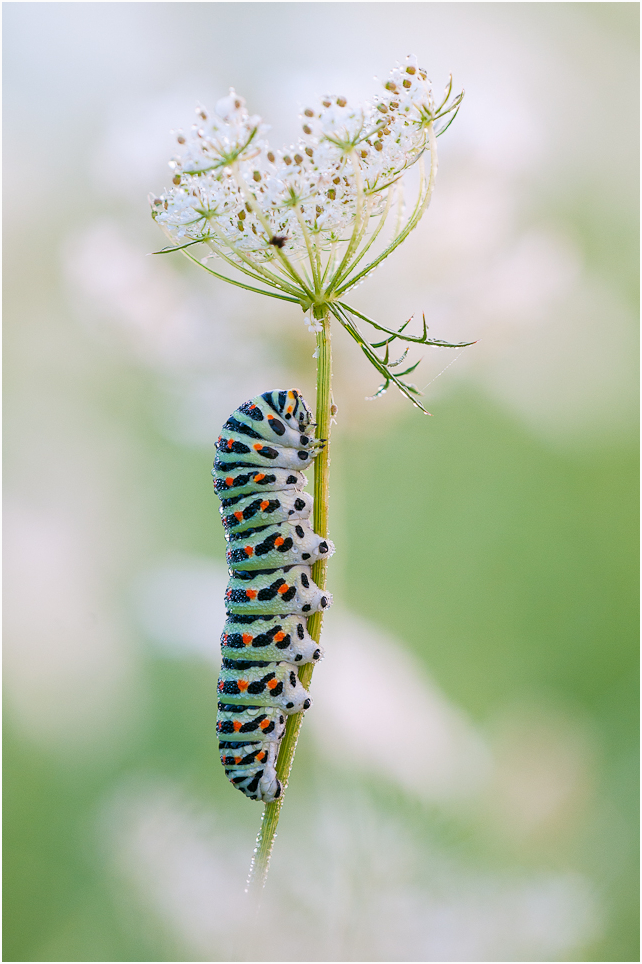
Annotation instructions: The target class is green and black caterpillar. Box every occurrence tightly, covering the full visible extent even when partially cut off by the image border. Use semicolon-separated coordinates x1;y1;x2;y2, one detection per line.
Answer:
212;390;333;802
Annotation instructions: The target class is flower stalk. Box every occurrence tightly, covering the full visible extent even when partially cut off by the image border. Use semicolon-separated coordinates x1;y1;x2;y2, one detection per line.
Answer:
246;309;332;896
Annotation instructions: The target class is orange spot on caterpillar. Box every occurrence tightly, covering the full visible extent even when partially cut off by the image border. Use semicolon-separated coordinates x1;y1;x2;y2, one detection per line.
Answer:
277;584;290;594
267;679;278;690
237;680;249;692
225;477;233;486
255;473;265;481
274;536;284;547
253;443;263;451
234;756;242;764
267;414;274;420
287;406;293;413
242;633;253;645
259;719;270;729
244;546;254;557
260;500;269;511
246;589;257;600
256;751;265;761
249;404;256;409
227;438;234;450
234;511;243;521
225;589;232;599
274;631;285;642
217;681;223;691
233;720;242;731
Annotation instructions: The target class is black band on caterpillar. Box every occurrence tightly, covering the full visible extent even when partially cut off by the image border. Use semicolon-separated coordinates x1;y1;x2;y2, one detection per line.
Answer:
213;390;333;802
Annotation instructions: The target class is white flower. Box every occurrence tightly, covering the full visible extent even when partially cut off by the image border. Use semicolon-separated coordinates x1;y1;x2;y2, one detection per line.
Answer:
151;56;465;412
152;57;460;267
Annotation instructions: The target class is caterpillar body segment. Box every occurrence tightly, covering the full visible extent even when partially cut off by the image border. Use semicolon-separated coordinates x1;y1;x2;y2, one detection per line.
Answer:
212;465;307;500
218;659;312;712
220;613;324;664
215;431;321;471
219;738;274;768
225;565;332;615
219;740;282;802
213;390;331;803
220;489;314;534
223;765;280;802
216;703;287;741
225;521;334;570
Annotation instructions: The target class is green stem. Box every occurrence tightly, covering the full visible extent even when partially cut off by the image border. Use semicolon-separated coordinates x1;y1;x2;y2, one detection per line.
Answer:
181;248;301;303
246;306;332;897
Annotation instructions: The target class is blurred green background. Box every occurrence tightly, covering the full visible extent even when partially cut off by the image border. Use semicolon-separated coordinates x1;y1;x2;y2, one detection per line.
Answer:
4;3;638;961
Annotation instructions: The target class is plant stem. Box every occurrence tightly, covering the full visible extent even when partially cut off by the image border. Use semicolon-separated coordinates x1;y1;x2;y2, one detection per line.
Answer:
246;306;332;896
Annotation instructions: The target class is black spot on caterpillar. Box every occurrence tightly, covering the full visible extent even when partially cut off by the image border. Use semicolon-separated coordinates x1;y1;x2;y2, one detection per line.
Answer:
213;390;334;802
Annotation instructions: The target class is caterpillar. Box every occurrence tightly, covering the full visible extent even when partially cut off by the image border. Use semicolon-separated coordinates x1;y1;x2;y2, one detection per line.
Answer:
212;390;333;802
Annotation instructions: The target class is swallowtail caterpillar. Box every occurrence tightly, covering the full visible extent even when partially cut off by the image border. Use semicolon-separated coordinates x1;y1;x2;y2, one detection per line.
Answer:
212;390;333;801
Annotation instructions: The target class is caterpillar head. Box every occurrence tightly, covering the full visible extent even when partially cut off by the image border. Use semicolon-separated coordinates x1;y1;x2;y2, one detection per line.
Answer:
291;390;314;431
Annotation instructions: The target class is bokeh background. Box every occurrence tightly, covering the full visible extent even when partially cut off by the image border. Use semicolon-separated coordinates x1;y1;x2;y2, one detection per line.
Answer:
4;3;639;961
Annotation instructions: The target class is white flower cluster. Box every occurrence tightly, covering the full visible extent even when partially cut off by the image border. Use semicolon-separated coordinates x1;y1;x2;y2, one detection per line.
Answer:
151;56;447;265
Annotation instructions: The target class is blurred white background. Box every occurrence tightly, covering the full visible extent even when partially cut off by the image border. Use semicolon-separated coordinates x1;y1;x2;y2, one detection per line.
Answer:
4;4;638;962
